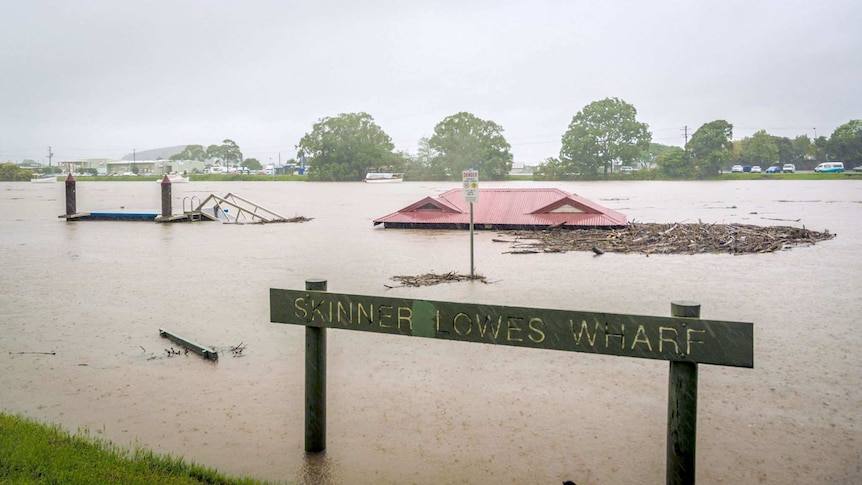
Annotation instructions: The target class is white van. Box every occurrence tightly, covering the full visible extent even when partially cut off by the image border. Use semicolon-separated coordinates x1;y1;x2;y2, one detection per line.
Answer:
814;162;844;173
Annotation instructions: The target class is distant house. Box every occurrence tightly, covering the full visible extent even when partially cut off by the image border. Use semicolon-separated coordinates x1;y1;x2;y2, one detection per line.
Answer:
373;188;626;230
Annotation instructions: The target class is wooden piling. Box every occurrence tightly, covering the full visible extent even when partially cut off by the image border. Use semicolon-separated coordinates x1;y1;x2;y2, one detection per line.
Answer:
667;301;700;485
160;175;172;218
65;173;76;216
305;278;327;453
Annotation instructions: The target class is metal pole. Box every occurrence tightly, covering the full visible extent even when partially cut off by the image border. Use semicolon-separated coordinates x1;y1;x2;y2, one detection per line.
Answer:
305;278;327;453
469;202;474;277
667;301;700;485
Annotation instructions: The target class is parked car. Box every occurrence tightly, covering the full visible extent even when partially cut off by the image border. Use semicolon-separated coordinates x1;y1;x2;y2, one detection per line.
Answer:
619;166;634;173
765;166;782;174
742;165;752;172
782;164;796;173
731;165;744;173
814;162;844;173
751;166;762;173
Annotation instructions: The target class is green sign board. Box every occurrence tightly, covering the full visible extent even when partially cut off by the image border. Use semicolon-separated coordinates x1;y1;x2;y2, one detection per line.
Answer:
270;288;753;368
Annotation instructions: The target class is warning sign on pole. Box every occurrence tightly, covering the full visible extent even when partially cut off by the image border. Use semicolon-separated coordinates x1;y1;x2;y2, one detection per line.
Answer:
462;170;478;203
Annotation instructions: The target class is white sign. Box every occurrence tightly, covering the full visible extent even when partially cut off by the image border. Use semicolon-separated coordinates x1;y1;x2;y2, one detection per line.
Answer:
462;170;479;203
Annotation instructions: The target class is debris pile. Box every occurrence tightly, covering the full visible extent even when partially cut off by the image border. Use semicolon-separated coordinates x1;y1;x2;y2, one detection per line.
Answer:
495;221;835;255
387;271;488;288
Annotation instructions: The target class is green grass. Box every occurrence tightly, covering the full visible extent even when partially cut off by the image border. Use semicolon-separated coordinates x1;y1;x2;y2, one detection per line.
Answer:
0;413;273;485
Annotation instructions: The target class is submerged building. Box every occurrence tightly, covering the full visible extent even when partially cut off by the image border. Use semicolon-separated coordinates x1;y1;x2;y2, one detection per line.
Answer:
373;188;626;230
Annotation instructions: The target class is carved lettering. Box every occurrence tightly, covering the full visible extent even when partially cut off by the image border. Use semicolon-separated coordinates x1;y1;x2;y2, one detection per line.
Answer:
453;312;472;336
604;323;625;349
294;297;308;319
397;306;412;330
686;328;706;355
571;319;600;346
506;317;523;342
631;325;653;351
357;302;374;325
528;318;545;343
475;314;503;339
659;327;680;354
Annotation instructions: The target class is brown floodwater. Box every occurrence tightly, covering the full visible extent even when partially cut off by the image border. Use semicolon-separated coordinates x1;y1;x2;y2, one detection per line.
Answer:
1;179;860;484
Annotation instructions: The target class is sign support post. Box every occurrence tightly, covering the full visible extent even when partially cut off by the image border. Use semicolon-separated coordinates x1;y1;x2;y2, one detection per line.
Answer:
304;278;327;453
469;202;474;277
462;170;478;277
667;301;700;485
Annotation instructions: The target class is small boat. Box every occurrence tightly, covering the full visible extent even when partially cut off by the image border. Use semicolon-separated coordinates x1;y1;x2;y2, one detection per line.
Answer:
364;172;404;183
31;174;57;183
156;174;190;184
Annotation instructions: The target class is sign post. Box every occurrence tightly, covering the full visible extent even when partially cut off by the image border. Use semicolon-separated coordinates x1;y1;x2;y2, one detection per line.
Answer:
462;170;478;277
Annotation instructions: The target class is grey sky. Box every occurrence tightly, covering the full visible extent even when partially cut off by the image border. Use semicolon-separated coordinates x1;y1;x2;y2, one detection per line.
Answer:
2;0;860;165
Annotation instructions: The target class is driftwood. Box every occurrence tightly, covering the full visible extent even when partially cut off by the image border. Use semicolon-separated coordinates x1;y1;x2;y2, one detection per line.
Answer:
387;271;488;288
497;221;835;255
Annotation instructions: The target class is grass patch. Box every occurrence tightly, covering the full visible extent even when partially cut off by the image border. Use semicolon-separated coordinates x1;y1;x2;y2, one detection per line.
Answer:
0;412;272;485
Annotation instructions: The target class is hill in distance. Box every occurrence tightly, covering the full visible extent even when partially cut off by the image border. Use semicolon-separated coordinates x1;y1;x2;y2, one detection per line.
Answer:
121;145;187;161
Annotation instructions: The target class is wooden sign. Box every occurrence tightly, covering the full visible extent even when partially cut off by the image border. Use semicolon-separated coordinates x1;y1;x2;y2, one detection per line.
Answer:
271;289;753;368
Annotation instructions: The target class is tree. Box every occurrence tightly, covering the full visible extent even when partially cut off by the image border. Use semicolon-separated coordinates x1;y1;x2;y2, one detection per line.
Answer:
243;158;262;170
656;147;693;179
403;137;442;180
533;157;576;180
297;112;399;181
0;162;34;181
740;130;779;167
828;119;862;164
206;139;243;167
637;143;678;171
170;144;207;161
560;98;651;179
686;120;733;177
427;112;513;180
773;136;794;165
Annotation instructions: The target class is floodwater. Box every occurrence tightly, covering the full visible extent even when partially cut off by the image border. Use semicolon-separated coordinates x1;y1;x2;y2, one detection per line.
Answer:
1;179;860;484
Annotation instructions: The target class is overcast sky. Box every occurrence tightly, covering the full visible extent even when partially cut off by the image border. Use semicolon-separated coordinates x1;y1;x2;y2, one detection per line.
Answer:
2;0;860;165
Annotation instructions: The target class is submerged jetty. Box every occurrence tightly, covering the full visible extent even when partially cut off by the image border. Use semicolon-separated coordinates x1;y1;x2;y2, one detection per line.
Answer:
495;221;835;255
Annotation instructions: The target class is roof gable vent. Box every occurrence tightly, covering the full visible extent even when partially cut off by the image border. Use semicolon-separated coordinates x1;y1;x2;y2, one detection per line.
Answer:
547;202;586;213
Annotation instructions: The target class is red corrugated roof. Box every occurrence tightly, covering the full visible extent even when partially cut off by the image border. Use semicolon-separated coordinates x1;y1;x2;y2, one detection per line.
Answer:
374;188;626;229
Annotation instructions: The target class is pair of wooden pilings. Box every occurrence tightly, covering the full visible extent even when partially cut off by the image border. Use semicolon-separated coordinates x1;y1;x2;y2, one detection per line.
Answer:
63;173;175;218
299;279;701;485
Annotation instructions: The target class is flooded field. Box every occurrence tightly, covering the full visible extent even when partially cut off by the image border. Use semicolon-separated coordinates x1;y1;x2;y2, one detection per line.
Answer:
1;179;860;484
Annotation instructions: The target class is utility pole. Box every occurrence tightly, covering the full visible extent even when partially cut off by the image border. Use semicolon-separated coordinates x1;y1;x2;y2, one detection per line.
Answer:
132;148;136;174
682;126;689;148
47;146;53;170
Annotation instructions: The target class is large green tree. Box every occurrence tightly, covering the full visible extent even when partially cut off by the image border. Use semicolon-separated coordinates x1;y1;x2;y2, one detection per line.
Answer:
740;130;779;167
206;139;243;167
428;112;513;180
686;120;733;177
0;163;34;181
828;119;862;164
560;97;651;178
404;137;442;180
297;112;399;181
656;147;693;179
169;144;207;161
243;158;263;170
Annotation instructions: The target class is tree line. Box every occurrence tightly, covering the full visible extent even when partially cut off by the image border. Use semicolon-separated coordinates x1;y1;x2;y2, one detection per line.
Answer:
289;100;860;181
6;101;858;182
